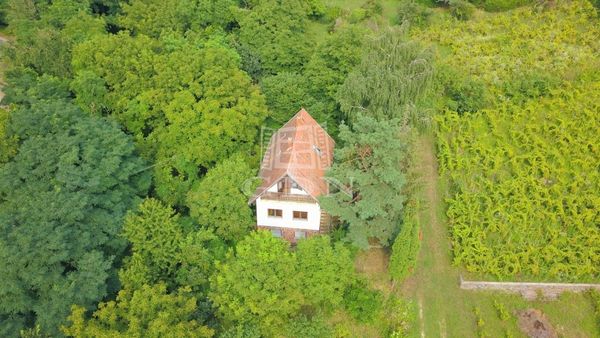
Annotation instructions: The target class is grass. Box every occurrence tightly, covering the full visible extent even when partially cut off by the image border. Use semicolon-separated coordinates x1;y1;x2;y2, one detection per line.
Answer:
400;134;599;337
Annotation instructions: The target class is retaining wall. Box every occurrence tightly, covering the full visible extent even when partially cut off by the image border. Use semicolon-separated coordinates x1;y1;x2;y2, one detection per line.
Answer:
459;275;600;300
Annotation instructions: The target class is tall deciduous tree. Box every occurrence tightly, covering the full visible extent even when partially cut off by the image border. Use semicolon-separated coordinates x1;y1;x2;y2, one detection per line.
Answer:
119;198;226;297
186;153;256;243
0;99;150;336
63;284;213;338
234;0;314;75
72;34;268;205
320;114;410;249
260;72;323;126
296;236;354;309
4;0;105;78
337;27;434;126
119;0;236;37
210;231;302;335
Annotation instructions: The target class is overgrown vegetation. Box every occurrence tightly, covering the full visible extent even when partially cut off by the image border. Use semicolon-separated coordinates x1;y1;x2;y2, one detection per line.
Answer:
1;0;598;336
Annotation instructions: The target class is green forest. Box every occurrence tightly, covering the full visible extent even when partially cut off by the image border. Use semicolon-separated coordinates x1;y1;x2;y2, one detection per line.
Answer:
0;0;598;337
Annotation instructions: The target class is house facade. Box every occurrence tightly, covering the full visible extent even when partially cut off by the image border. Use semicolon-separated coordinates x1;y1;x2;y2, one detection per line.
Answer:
249;108;335;243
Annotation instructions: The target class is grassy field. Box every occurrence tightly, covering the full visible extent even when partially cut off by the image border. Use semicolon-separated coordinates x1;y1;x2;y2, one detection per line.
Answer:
400;135;599;337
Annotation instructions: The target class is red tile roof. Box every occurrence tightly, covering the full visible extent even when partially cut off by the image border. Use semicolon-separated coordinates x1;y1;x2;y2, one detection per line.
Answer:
249;108;335;204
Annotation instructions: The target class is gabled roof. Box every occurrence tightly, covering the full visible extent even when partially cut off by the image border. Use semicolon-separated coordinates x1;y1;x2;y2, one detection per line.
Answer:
249;108;335;204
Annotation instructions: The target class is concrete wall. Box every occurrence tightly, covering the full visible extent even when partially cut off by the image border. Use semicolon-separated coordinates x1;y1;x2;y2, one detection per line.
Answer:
460;275;600;300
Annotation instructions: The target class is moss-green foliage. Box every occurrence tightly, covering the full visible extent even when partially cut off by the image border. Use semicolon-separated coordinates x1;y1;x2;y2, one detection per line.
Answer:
3;0;105;77
396;0;432;26
186;153;256;243
119;0;235;37
260;72;323;125
389;198;420;282
296;236;354;309
283;315;333;338
120;198;226;295
342;279;383;323
437;81;600;280
0;107;17;163
211;233;357;334
62;284;213;337
449;0;476;20
234;0;314;75
72;33;268;205
210;231;303;335
468;0;532;11
417;0;600;102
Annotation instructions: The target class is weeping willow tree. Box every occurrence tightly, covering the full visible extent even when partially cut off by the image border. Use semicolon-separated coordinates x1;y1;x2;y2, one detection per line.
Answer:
337;25;434;128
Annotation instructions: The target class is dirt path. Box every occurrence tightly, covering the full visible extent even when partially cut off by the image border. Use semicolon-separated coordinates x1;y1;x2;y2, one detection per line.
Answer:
406;135;463;337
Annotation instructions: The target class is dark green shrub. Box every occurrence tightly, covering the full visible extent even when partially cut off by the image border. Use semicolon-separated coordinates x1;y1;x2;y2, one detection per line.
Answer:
440;67;489;114
469;0;532;11
502;72;559;104
449;0;476;20
284;315;333;338
397;0;432;26
361;0;383;17
322;6;342;23
349;8;367;23
343;279;382;323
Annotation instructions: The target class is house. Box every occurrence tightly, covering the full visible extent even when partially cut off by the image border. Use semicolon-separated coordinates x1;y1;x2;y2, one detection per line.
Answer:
249;108;335;243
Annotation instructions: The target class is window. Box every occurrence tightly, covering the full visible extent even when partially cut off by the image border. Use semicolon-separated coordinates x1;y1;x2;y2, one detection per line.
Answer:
271;229;282;238
293;211;308;220
268;208;282;217
295;230;306;240
291;181;301;190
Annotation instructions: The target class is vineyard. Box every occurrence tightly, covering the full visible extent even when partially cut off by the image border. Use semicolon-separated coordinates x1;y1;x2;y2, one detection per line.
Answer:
437;81;600;281
416;0;600;100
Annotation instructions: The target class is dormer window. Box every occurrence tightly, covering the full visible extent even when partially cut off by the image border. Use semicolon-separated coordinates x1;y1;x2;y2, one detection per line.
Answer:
291;181;302;190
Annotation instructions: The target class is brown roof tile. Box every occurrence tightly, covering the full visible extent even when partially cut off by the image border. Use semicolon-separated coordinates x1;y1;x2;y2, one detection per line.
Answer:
249;108;335;204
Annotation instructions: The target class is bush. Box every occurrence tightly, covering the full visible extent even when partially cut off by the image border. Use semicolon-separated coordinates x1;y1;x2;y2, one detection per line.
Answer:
349;8;367;23
389;201;421;282
442;71;489;114
397;0;432;26
449;0;476;20
469;0;532;11
343;279;382;323
284;315;333;338
501;71;559;104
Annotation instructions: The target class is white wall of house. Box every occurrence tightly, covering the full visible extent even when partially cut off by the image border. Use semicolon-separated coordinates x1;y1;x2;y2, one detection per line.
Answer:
267;183;278;193
256;197;321;231
265;179;309;195
290;186;308;195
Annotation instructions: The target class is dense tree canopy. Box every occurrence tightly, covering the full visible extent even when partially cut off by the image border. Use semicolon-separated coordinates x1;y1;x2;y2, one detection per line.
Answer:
320;114;410;248
120;198;226;296
234;0;314;75
119;0;235;37
63;284;213;338
3;0;595;335
186;153;256;243
0;100;150;336
210;231;302;334
72;34;268;204
337;27;434;125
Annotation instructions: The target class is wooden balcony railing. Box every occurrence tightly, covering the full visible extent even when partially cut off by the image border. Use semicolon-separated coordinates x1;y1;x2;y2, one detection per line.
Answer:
261;191;316;203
